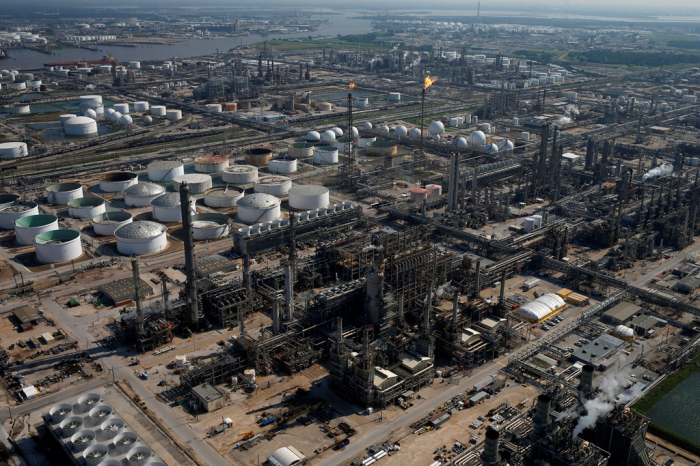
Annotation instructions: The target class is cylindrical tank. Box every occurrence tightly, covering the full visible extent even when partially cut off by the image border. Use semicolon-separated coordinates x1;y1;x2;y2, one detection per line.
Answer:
47;182;83;205
388;92;401;102
151;193;196;223
115;221;168;255
245;147;272;167
147;160;184;182
288;185;330;210
237;193;281;224
222;165;258;184
3;104;30;114
119;114;133;126
288;142;314;158
204;187;245;207
512;117;519;126
83;444;109;466
0;142;28;159
113;432;138;455
521;132;530;141
410;188;427;203
26;80;41;88
244;368;256;383
425;184;442;198
80;95;103;106
8;82;26;90
151;106;166;117
92;211;133;236
254;175;292;196
205;103;222;113
60;114;77;126
191;213;231;240
123;183;166;207
34;230;82;264
173;174;212;194
166;109;182;121
99;172;138;192
64;116;98;137
70;430;96;452
68;197;106;219
129;61;141;69
126;446;153;465
523;217;535;233
113;103;130;114
313;146;338;164
268;156;297;174
532;214;543;228
225;102;238;111
318;102;332;111
133;101;149;112
194;155;229;173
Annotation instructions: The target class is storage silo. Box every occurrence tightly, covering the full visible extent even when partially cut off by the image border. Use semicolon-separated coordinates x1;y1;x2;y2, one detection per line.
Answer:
254;176;292;196
123;183;166;207
166;109;182;121
288;185;329;210
64;116;98;137
173;174;212;194
410;188;427;202
99;172;137;193
313;146;338;164
133;101;149;112
425;184;442;198
150;106;166;117
14;214;59;245
0;142;28;159
129;61;141;69
268;156;297;174
245;147;272;167
194;155;229;173
191;213;231;240
204;186;244;207
222;165;258;183
151;193;196;222
113;103;129;114
47;182;83;205
0;201;38;229
287;142;314;158
205;103;222;113
115;221;168;255
92;211;133;236
388;92;401;102
68;197;106;219
34;230;83;264
147;160;184;182
237;193;281;224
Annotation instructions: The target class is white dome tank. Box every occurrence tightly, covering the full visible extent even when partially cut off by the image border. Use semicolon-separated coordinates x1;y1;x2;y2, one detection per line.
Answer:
497;139;514;151
379;125;390;133
363;122;373;130
92;211;133;236
60;114;77;126
409;128;422;139
147;160;184;182
119;114;133;125
166;109;182;121
254;175;292;196
388;92;401;101
84;108;97;120
429;121;445;135
331;127;343;137
113;103;129;114
194;155;229;173
47;182;83;205
313;146;339;164
151;193;196;223
321;130;336;144
288;185;330;210
191;213;231;240
99;172;137;192
173;174;212;194
237;193;281;224
34;230;82;264
268;156;297;174
394;125;408;137
455;137;468;148
123;183;166;207
68;197;106;219
151;106;166;116
0;142;28;159
64;116;98;137
204;186;244;207
133;101;149;112
468;130;486;146
306;131;321;142
115;221;168;255
222;165;258;184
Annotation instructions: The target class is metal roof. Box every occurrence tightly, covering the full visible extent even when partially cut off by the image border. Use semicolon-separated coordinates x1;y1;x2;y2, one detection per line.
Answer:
237;193;280;209
115;221;167;239
98;277;154;304
288;185;329;196
123;183;165;197
255;175;291;185
148;160;182;169
224;165;257;173
516;293;566;321
151;193;181;208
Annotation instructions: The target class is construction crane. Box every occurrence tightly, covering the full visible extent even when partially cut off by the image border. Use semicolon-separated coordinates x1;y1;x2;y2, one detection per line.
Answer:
239;430;255;441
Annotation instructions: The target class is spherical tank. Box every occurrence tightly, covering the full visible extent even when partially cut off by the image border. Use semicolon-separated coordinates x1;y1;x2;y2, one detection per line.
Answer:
151;193;196;223
268;156;297;174
306;131;321;142
321;130;336;145
455;137;468;148
331;127;343;137
313;146;339;164
194;155;229;173
68;197;106;219
394;125;408;137
143;115;153;126
151;106;166;117
348;126;359;139
0;201;38;229
288;185;330;210
363;122;373;130
166;109;182;121
428;121;445;135
119;114;133;126
47;183;83;205
99;172;138;192
0;142;28;159
253;176;292;196
113;103;129;114
468;131;486;146
14;214;59;246
108;111;122;123
191;213;231;240
147;161;184;182
115;221;168;256
34;230;82;264
123;183;166;207
222;165;258;184
92;211;133;236
484;143;499;153
237;193;281;224
244;147;272;167
203;186;245;207
133;101;149;112
173;174;212;194
379;125;390;133
64;116;98;137
60;114;77;126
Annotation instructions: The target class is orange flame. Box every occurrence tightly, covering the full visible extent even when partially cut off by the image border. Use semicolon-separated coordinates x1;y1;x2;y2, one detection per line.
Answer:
349;83;356;90
424;76;436;89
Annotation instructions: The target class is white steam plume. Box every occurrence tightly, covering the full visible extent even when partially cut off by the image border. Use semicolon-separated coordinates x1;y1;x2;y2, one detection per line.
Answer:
557;116;572;125
641;163;673;182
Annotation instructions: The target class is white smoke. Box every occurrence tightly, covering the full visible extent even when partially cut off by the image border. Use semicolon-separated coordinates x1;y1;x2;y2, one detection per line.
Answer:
435;281;452;298
564;104;580;116
641;163;673;182
557;116;572;125
572;398;615;438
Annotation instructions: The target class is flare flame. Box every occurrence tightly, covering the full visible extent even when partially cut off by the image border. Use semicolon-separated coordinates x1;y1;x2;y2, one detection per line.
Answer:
424;76;436;89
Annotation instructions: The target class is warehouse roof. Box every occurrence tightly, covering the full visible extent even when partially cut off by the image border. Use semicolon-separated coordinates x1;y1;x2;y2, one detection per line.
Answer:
571;334;624;366
603;301;640;322
196;256;237;278
516;293;565;321
98;278;154;305
13;305;41;324
268;447;303;466
192;383;223;402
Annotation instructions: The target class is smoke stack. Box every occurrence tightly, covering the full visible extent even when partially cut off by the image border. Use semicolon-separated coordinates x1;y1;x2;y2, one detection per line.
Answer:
579;364;595;401
242;252;251;293
131;257;144;335
474;260;481;297
481;428;501;465
452;292;460;327
533;394;552;438
424;285;432;333
499;270;506;305
284;260;294;321
337;316;343;346
397;293;404;322
272;301;280;334
179;182;199;329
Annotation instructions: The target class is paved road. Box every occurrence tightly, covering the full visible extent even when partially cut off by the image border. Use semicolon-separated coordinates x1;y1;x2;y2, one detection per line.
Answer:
632;240;700;288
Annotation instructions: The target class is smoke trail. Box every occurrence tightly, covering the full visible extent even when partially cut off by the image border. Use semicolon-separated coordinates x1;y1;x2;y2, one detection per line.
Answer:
572;398;615;438
641;163;673;182
557;116;572;125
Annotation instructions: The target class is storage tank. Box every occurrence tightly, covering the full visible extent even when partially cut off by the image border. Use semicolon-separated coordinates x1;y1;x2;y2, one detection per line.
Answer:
151;106;166;116
108;111;121;123
204;186;244;207
288;185;330;210
26;80;41;89
410;188;427;203
363;122;373;130
409;128;422;139
313;146;339;164
68;197;106;219
151;192;196;222
115;221;168;255
99;172;137;193
268;156;297;174
8;82;26;90
64;116;98;137
113;103;130;114
166;109;182;121
388;92;401;102
119;114;133;126
521;132;530;141
331;127;343;137
254;175;292;196
84;108;97;120
123;183;166;207
191;213;231;240
0;141;28;159
194;155;229;173
173;174;212;194
523;217;535;233
288;142;314;158
318;102;332;111
143;115;153;126
34;230;82;264
237;193;281;224
425;184;442;198
222;165;258;184
92;211;133;236
3;104;29;114
532;214;542;228
394;125;408;137
47;182;83;205
205;103;222;113
321;130;336;145
428;121;445;135
79;95;102;106
245;147;272;167
147;160;184;182
60;114;77;126
129;61;141;69
133;101;149;112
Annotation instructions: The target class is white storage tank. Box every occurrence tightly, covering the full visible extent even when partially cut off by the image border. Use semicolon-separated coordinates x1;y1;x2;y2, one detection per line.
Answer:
123;183;166;207
388;92;401;102
113;103;130;114
191;213;231;240
47;182;83;205
147;160;184;182
34;230;82;264
14;214;59;246
99;172;138;192
0;201;38;229
268;156;297;174
288;185;330;210
92;211;133;236
532;214;543;228
26;79;41;88
166;109;182;121
306;131;321;142
8;82;26;90
237;193;281;224
204;186;245;207
68;197;106;219
129;61;141;69
79;95;103;106
222;165;258;184
3;104;29;114
313;146;339;164
0;142;28;159
60;114;77;126
254;175;292;196
133;101;149;112
64;116;98;137
524;217;536;233
205;103;222;113
173;174;212;194
194;155;229;173
115;221;168;255
521;132;530;141
151;106;167;117
151;193;196;223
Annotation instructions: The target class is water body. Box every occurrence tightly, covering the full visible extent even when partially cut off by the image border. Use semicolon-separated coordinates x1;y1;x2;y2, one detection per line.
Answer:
647;371;700;444
5;11;373;70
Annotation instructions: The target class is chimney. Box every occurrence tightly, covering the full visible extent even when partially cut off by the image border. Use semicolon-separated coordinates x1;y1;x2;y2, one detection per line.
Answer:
131;257;144;335
481;428;501;465
272;301;280;334
242;252;251;293
337;316;343;346
179;182;199;328
533;394;552;438
499;270;506;305
579;364;595;401
474;260;481;297
452;293;460;327
397;293;404;322
424;285;432;333
284;260;294;321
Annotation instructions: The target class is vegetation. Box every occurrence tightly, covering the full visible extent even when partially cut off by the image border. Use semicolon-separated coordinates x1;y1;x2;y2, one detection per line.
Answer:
512;50;558;63
667;40;700;50
565;50;700;67
632;353;700;415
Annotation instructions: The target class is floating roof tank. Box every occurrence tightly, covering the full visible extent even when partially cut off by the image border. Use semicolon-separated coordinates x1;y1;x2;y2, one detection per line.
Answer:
222;165;258;183
68;197;106;219
204;186;244;207
14;214;59;245
0;200;37;230
99;172;138;192
288;185;330;210
194;155;229;173
147;160;184;182
34;230;83;264
64;116;98;137
191;213;231;240
245;147;272;167
92;211;133;236
47;182;83;205
0;141;30;159
268;156;297;174
237;193;281;224
254;175;292;196
173;174;212;194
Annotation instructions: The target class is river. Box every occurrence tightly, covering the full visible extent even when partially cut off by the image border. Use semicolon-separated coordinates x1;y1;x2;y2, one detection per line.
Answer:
647;371;700;444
